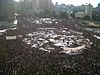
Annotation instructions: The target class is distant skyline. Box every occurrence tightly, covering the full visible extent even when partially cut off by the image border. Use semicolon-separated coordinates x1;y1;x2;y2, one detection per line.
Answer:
14;0;100;7
52;0;100;7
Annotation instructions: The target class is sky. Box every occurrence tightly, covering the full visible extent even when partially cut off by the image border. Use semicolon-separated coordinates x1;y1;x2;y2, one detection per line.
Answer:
14;0;100;7
14;0;20;2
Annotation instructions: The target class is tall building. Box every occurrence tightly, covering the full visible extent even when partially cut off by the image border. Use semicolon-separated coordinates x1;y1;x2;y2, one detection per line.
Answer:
31;0;53;12
85;3;93;19
19;0;53;14
54;3;76;15
96;3;100;10
32;0;39;10
8;0;15;21
0;0;15;21
0;0;9;20
98;3;100;8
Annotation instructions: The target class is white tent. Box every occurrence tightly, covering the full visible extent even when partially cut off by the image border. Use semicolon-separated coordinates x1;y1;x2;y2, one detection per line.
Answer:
6;36;17;40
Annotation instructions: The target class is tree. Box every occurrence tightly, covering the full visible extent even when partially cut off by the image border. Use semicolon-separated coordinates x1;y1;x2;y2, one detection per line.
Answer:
82;15;90;20
59;12;68;19
92;10;100;21
70;13;75;19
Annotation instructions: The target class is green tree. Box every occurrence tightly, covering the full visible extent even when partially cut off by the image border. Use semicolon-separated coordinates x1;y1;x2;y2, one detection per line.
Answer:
70;13;75;18
59;12;68;19
82;15;90;20
92;10;100;21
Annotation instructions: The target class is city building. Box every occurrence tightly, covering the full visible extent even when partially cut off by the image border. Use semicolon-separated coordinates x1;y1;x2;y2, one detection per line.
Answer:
95;3;100;11
20;0;54;13
31;0;53;12
8;0;15;21
0;0;8;20
85;3;93;19
54;3;93;19
75;12;85;18
54;3;75;15
98;3;100;8
0;0;15;21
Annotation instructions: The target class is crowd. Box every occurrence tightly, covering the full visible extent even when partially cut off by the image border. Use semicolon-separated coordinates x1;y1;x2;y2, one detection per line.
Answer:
23;27;92;55
0;16;100;75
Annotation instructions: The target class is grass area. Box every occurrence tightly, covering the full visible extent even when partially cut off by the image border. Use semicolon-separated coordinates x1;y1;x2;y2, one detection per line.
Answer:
0;47;7;56
0;41;8;56
0;47;7;74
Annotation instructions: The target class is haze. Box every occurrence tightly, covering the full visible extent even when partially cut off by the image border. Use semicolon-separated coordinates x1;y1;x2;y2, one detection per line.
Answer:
14;0;100;7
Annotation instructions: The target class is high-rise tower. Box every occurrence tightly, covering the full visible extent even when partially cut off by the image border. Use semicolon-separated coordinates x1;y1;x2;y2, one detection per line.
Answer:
85;3;93;19
32;0;53;12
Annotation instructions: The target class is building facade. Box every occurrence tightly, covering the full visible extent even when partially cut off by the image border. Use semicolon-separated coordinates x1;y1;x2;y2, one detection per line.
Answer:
85;3;93;19
0;0;15;21
31;0;53;12
20;0;53;13
75;12;85;18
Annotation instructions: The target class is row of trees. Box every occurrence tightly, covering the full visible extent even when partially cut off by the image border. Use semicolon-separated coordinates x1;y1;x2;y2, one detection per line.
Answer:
34;10;69;19
92;10;100;21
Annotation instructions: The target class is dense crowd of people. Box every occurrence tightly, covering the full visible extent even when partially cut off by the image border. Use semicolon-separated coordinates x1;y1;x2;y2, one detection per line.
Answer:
0;16;100;75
